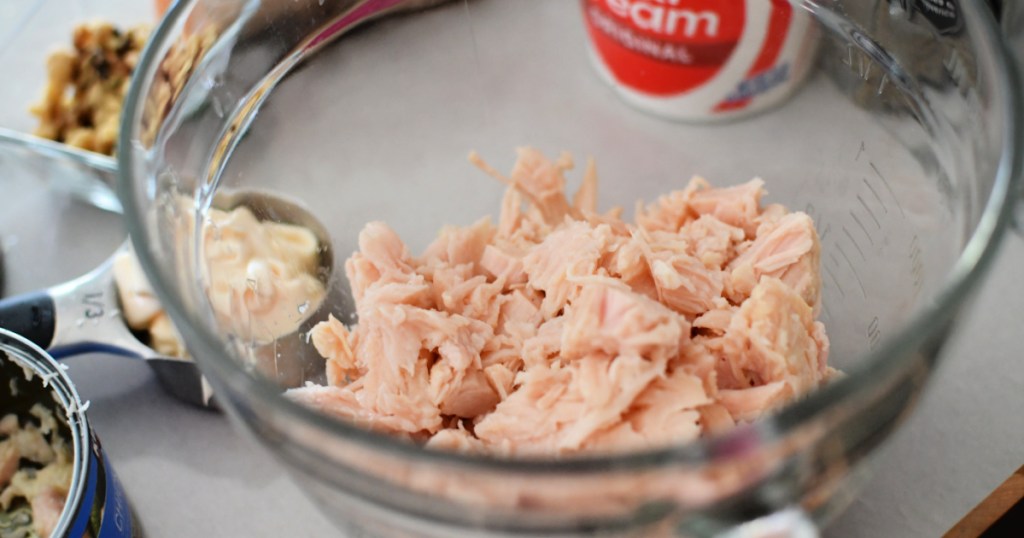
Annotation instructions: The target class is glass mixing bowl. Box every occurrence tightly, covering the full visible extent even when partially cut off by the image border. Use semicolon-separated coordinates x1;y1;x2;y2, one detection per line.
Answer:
117;1;1022;536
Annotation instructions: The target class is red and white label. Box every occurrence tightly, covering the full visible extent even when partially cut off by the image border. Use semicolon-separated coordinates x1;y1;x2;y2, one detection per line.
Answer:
582;0;818;120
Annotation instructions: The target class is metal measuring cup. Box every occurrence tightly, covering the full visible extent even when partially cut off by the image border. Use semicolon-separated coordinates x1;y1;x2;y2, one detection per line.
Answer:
0;242;215;408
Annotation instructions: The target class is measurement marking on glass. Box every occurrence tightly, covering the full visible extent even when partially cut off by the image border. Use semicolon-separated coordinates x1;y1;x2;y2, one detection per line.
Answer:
857;49;872;80
824;265;845;299
862;177;887;214
856;194;882;229
804;202;817;220
944;48;970;93
842;226;866;261
867;317;881;350
855;141;866;161
869;161;906;218
815;220;831;240
819;222;831;243
944;48;958;72
909;235;924;290
805;203;833;242
850;210;874;246
876;73;889;95
837;244;868;298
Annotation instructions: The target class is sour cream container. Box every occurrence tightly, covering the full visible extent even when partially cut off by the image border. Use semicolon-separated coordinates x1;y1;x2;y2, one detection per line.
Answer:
581;0;820;121
1;329;136;537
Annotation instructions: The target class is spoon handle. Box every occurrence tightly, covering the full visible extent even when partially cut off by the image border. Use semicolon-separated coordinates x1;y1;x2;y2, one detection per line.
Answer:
0;291;56;349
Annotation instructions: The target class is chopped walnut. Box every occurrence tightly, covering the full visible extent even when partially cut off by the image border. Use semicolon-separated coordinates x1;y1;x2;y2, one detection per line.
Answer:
30;21;150;156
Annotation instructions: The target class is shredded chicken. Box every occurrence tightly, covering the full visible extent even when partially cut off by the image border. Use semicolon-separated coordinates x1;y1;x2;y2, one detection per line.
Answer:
288;148;830;455
0;406;73;538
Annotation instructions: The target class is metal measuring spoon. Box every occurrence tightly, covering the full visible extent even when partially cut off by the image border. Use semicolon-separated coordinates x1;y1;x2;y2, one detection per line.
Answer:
0;191;336;409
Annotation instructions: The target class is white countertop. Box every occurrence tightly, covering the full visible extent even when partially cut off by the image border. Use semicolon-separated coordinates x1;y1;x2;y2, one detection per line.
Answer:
3;2;1024;537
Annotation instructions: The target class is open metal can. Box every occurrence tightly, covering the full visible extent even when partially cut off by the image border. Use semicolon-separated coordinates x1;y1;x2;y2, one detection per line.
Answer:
1;329;135;538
